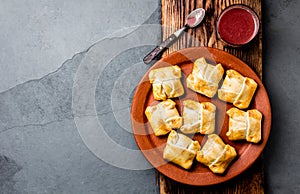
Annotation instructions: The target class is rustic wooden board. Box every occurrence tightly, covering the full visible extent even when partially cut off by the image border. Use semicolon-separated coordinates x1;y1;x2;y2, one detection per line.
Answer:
160;0;263;193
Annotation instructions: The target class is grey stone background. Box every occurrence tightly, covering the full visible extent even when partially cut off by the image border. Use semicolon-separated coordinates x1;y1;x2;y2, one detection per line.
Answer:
263;0;300;193
0;0;299;193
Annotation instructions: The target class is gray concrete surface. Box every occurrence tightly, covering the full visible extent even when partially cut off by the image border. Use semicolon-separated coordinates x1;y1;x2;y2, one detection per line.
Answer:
0;0;299;193
0;0;158;92
0;0;161;193
263;0;300;193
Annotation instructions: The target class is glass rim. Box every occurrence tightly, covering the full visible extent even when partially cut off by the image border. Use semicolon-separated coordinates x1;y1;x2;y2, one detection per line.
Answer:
216;4;260;47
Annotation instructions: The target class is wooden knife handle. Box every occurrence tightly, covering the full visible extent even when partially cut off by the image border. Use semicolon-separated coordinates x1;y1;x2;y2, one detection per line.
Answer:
143;34;177;64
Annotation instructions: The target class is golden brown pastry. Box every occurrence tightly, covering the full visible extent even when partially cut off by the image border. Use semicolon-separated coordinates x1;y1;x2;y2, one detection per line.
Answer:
186;57;224;98
218;69;258;109
180;99;216;134
226;107;262;143
163;130;201;169
196;134;237;174
149;65;184;100
145;99;182;136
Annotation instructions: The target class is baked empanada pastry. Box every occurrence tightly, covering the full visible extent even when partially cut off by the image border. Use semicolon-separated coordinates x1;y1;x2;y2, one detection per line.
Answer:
226;107;262;143
180;100;216;134
186;57;224;98
218;69;258;109
163;130;201;169
149;65;184;100
145;99;182;136
196;134;237;174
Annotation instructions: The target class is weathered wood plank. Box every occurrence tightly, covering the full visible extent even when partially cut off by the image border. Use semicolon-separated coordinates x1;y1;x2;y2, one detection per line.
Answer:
161;0;262;77
160;0;263;193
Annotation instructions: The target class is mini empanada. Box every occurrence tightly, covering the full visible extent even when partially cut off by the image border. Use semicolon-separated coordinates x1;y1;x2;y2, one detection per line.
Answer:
196;134;237;174
149;65;184;100
180;100;216;134
145;99;182;136
163;130;200;169
186;57;224;98
226;107;262;143
218;69;258;109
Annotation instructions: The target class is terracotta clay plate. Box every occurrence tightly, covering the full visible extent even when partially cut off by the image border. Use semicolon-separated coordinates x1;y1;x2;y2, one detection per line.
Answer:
131;47;271;186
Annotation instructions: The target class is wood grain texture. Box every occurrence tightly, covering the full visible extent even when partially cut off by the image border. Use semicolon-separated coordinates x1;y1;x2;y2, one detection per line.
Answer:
160;0;263;193
161;0;262;77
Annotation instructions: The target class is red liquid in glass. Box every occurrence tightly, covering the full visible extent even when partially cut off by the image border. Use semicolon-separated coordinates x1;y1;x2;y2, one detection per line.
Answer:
218;8;256;45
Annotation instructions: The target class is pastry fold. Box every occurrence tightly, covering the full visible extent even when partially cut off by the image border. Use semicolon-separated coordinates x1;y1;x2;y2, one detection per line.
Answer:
218;70;258;109
186;57;224;98
226;107;262;143
149;65;184;100
196;134;237;174
180;100;216;134
163;130;200;169
145;99;182;136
